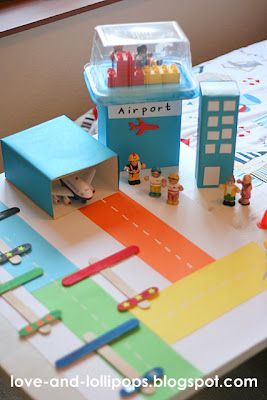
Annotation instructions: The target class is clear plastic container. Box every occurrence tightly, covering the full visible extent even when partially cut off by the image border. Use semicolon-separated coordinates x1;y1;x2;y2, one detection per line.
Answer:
84;21;198;105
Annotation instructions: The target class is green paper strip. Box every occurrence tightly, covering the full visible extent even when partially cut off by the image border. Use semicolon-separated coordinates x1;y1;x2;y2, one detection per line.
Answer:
19;310;62;337
0;268;43;295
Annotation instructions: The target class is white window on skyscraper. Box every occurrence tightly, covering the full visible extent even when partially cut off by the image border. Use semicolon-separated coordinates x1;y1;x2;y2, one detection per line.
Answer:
205;144;216;154
220;144;232;153
208;101;220;111
223;101;236;111
221;128;232;139
222;115;234;125
207;131;220;140
208;116;219;127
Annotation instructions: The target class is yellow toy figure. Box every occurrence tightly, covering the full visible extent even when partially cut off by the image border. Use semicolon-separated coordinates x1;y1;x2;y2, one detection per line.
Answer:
124;153;146;185
167;173;183;205
220;176;240;207
144;167;166;197
237;174;253;206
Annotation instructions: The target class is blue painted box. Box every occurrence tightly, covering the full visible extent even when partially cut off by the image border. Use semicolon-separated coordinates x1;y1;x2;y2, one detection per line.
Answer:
195;81;240;188
1;116;118;218
84;22;198;170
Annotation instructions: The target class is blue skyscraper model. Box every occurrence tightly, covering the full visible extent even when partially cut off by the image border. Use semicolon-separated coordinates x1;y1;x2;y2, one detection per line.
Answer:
195;81;240;187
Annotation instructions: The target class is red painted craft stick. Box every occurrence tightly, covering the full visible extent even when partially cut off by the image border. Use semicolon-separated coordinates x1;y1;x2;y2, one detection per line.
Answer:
62;245;139;287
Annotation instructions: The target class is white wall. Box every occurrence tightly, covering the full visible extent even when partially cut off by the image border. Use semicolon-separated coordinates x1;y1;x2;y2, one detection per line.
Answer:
0;0;266;143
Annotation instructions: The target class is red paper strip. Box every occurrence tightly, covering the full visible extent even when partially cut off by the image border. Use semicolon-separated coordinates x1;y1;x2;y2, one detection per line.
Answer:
62;245;139;287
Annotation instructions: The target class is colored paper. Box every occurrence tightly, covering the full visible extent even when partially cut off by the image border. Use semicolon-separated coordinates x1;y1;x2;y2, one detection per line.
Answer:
80;192;214;282
0;202;77;291
131;242;267;343
34;277;202;400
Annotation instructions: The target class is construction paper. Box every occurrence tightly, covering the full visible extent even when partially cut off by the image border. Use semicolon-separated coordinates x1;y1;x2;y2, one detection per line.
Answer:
0;202;77;291
80;192;214;282
131;242;267;343
34;277;202;400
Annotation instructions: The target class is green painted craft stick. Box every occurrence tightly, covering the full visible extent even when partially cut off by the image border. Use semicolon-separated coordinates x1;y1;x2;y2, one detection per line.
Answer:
0;268;43;296
19;310;62;337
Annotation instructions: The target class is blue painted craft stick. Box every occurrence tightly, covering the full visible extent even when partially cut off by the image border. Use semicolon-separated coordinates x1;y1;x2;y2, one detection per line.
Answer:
55;318;139;369
120;367;164;397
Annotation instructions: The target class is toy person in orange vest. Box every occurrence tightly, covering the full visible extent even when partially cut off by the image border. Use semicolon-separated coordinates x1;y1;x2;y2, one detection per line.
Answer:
167;173;183;205
124;153;146;185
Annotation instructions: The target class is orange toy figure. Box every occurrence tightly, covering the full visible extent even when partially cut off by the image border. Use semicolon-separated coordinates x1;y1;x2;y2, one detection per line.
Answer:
237;174;253;206
144;167;166;197
124;153;146;185
167;173;183;205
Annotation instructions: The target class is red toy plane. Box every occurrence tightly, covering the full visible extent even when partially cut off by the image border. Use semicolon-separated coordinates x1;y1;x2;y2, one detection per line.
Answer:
129;118;159;136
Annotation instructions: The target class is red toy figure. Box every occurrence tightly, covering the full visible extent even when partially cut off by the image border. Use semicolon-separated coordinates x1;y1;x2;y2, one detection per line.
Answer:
167;173;183;205
124;153;146;185
237;174;253;206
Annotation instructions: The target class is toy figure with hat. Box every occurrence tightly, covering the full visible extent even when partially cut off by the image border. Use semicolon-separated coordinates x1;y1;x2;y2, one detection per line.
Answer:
167;173;184;205
144;167;166;197
124;153;146;185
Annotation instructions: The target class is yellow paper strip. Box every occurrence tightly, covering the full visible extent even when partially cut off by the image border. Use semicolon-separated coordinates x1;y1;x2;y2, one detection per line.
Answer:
132;242;267;344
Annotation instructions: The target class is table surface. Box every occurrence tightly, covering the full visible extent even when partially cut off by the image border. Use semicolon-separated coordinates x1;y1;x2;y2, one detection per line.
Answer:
0;143;266;400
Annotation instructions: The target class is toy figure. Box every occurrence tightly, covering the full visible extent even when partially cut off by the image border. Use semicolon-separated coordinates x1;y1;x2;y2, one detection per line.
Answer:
124;153;146;185
220;176;240;207
237;174;252;206
144;167;166;197
167;173;183;205
135;45;152;68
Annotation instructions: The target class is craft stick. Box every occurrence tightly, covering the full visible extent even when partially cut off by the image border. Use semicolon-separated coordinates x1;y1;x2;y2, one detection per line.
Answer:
0;268;43;295
62;246;139;287
84;332;155;395
55;318;139;369
100;268;150;310
120;367;164;398
0;243;32;264
2;290;51;335
0;240;21;265
0;207;20;221
118;287;159;312
19;310;62;337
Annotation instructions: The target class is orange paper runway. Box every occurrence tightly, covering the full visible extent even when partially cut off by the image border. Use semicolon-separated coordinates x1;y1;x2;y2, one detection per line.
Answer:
80;192;214;282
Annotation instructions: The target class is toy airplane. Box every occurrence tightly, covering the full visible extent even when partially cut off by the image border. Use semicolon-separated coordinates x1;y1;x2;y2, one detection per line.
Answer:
129;118;159;136
52;169;96;205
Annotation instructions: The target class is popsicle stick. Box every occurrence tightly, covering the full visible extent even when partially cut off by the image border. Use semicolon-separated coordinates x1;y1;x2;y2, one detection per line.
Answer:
118;287;159;312
120;367;164;398
62;246;139;287
19;310;62;337
84;332;155;395
2;290;51;335
0;268;43;295
0;207;20;221
0;240;21;265
101;268;150;310
0;243;32;264
56;318;139;369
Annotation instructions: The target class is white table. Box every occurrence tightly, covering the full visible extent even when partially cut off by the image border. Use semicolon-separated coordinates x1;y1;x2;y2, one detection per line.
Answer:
0;143;266;400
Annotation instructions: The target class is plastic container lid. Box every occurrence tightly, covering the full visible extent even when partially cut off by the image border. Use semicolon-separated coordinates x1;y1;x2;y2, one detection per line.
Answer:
84;21;198;105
